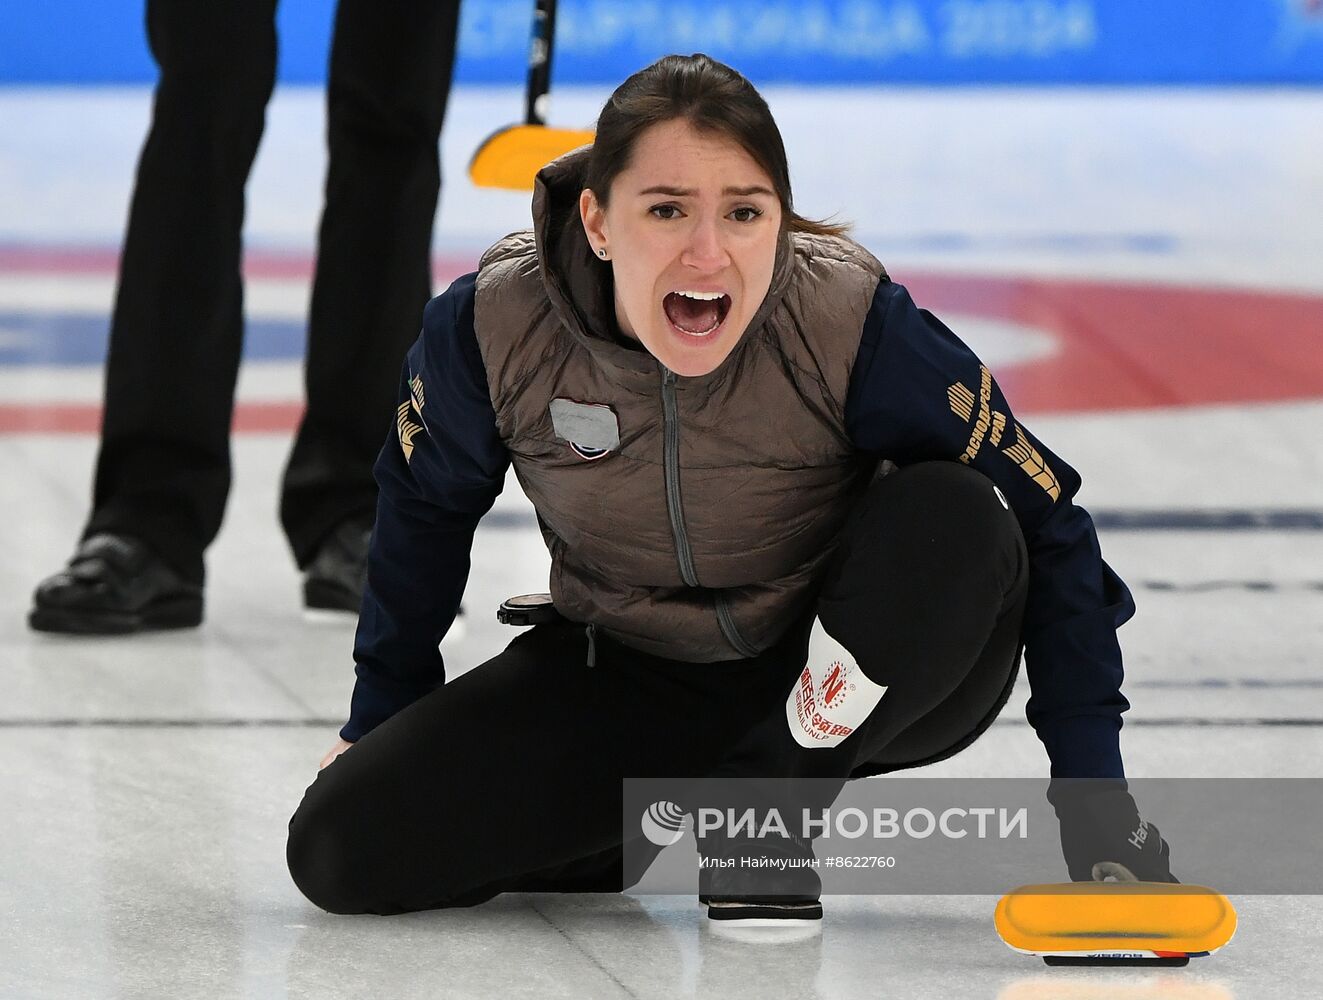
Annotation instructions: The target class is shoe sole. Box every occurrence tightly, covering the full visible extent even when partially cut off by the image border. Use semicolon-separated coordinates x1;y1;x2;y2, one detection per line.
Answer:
28;595;203;635
705;918;823;943
302;586;469;641
705;900;824;922
302;607;359;627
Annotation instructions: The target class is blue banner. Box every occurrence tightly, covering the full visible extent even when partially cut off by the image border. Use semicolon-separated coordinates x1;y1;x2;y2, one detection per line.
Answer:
4;1;1323;86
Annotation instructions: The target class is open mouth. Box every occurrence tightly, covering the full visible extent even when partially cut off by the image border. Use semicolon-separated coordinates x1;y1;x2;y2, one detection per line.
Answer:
663;290;732;338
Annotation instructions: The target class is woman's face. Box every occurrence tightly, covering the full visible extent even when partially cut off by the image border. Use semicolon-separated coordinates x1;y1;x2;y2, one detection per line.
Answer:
579;118;783;377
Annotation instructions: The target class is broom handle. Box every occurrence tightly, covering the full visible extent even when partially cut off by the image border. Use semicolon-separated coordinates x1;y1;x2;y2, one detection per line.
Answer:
525;0;558;126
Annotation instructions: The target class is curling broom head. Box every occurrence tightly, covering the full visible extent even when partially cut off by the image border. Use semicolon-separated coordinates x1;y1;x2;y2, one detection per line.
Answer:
469;124;596;190
994;882;1236;965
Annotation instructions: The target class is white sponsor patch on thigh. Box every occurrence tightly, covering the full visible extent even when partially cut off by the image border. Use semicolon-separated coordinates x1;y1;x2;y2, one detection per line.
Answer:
786;618;888;749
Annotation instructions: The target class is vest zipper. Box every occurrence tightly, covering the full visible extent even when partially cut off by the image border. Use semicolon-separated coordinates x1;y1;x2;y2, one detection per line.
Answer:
660;367;700;588
586;623;598;668
660;366;756;658
714;591;760;658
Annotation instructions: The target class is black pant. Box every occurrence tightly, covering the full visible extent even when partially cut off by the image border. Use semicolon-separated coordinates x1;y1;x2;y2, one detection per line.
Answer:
287;462;1028;914
84;0;462;583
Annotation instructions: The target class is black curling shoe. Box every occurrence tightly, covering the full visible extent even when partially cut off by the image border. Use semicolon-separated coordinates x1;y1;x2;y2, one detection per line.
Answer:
698;833;824;932
302;520;372;616
29;533;203;635
302;520;467;633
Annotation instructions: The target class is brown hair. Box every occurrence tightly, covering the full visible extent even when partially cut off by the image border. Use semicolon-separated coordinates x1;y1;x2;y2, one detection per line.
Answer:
583;54;849;237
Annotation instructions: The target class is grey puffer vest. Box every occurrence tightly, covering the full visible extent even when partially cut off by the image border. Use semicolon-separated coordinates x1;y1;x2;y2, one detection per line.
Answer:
473;150;887;661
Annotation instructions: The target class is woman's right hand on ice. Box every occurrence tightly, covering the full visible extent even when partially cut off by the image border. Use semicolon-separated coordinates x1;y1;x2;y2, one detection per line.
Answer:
319;738;354;770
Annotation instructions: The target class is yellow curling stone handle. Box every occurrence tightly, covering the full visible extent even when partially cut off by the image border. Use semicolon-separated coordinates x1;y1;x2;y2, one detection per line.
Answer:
995;882;1237;957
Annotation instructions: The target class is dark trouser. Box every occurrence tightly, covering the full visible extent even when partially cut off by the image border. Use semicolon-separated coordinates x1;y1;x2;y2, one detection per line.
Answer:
287;462;1028;914
84;0;461;583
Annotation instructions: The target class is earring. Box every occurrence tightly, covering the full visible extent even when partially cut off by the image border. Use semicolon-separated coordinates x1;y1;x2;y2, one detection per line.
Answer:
598;247;608;259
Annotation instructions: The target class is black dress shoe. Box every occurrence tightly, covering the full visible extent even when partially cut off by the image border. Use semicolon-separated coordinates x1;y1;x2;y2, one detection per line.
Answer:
302;521;373;614
29;533;204;635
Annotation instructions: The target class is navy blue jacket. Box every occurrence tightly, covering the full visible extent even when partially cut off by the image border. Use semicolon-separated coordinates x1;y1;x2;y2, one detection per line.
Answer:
343;272;1134;780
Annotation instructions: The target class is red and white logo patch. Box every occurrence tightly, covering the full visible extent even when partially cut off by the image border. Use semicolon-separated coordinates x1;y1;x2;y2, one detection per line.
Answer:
786;620;888;749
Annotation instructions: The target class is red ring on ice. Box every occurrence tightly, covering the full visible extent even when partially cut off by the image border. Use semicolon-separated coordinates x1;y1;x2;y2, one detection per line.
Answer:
2;249;1322;430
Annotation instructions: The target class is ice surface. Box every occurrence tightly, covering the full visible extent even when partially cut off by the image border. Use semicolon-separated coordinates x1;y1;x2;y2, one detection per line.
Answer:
2;84;1321;998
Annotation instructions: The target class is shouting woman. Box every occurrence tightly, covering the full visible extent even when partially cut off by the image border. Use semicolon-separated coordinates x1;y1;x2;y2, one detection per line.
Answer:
287;53;1174;925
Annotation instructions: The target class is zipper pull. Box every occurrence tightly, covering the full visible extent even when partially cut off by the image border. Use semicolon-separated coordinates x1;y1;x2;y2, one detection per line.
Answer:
585;623;598;668
662;366;676;387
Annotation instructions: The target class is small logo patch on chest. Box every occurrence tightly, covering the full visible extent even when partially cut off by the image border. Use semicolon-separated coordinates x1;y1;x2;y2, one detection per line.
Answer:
549;398;620;461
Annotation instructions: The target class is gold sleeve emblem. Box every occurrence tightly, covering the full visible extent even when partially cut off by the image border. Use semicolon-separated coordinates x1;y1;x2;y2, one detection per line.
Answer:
948;366;1060;501
397;374;426;463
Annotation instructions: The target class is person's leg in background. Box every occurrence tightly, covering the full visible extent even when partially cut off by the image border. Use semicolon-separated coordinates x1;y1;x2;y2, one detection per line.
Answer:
281;0;463;612
29;0;279;634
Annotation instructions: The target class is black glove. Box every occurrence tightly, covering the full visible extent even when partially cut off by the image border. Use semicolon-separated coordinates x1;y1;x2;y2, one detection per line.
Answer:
1048;779;1178;883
